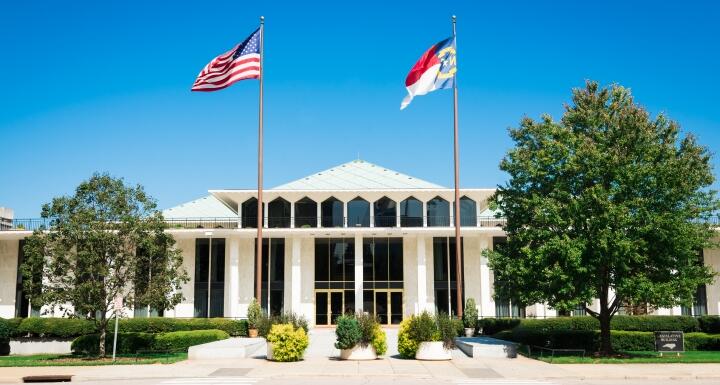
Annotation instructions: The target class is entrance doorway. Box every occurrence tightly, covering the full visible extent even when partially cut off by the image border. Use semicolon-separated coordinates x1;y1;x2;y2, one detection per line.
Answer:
363;289;403;325
315;290;354;325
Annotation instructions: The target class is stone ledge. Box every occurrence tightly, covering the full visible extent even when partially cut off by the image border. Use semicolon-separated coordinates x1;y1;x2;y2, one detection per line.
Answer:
455;336;518;358
188;337;265;360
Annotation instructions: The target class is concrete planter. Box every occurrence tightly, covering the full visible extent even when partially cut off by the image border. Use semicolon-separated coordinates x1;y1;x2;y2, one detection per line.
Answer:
464;328;475;337
266;342;274;361
9;338;74;355
248;328;259;338
339;344;377;360
415;341;452;360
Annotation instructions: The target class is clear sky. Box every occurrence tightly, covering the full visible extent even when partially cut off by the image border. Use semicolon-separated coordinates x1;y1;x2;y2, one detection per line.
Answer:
1;1;719;217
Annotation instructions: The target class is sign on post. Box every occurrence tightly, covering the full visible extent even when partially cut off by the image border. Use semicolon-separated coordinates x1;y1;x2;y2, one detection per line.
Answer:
112;296;123;361
655;331;684;355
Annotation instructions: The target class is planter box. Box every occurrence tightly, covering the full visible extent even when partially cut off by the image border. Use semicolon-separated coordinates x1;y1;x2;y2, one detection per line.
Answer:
464;328;475;337
415;341;452;360
339;344;377;360
266;342;274;361
9;338;74;355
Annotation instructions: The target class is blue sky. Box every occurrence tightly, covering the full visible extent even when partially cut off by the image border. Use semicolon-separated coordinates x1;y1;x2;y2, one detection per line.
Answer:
1;1;719;217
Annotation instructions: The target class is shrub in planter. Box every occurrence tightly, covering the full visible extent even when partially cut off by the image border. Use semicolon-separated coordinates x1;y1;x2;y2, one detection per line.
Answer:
398;318;419;359
334;313;387;359
698;316;720;334
436;313;461;349
258;312;309;337
266;324;308;362
153;329;229;352
71;332;156;355
247;299;262;337
463;298;478;336
334;315;362;350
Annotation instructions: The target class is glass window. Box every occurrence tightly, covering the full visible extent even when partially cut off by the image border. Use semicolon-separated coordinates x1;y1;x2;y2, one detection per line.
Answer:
363;238;374;281
294;197;317;228
459;196;477;227
427;197;450;227
321;197;344;228
374;239;389;281
363;238;403;283
400;197;423;227
348;197;370;227
255;238;285;315
242;198;263;229
433;237;464;316
194;238;225;318
314;238;354;283
268;198;291;228
389;239;403;281
374;197;397;227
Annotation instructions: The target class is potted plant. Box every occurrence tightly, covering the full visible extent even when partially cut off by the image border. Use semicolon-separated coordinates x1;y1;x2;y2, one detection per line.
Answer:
334;313;386;360
266;323;309;362
463;298;478;337
247;299;262;338
398;312;454;360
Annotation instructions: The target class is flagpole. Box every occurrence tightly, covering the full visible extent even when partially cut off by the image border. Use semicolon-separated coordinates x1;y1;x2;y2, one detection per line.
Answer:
255;15;265;304
451;15;463;318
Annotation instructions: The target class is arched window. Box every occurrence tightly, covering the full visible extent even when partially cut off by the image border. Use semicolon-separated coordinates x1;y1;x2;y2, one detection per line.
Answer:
426;196;450;227
241;198;262;228
294;197;317;228
347;197;370;227
374;197;396;227
321;197;344;228
268;198;291;228
460;196;477;227
400;197;423;227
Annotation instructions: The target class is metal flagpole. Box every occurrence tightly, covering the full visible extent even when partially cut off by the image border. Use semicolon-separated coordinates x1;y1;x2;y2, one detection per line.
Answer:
255;16;265;303
451;15;463;318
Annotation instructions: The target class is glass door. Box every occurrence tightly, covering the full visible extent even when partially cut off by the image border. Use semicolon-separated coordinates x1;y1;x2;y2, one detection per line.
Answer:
330;292;343;324
366;290;403;325
315;290;351;325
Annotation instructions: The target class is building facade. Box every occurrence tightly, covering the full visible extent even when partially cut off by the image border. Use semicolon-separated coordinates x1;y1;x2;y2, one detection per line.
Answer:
1;160;718;323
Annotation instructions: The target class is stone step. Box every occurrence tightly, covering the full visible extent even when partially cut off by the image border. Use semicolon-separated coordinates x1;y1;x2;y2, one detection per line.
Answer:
188;337;266;360
455;336;518;358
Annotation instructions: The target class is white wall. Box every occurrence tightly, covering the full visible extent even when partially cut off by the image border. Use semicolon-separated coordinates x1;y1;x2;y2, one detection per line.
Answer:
0;240;18;318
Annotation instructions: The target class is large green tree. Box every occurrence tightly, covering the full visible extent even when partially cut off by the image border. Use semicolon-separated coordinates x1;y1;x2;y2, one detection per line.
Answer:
488;81;718;355
22;173;189;356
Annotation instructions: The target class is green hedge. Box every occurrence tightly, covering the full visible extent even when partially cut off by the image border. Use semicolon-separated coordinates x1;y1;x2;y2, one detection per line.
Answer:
16;318;95;338
71;329;229;355
685;333;720;350
480;315;700;335
71;332;156;355
118;318;247;337
698;316;720;334
153;330;229;352
609;331;655;351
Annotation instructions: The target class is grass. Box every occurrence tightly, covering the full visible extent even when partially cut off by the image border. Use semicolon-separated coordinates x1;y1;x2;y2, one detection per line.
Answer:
0;352;187;367
523;349;720;364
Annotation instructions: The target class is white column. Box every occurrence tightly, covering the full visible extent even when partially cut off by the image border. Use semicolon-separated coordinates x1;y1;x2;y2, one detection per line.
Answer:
316;202;321;228
449;202;455;227
369;202;375;228
343;201;348;227
237;202;242;228
290;201;296;229
263;202;268;228
291;237;302;313
422;201;428;227
228;237;240;317
355;234;363;312
479;236;494;317
396;201;401;227
417;236;427;314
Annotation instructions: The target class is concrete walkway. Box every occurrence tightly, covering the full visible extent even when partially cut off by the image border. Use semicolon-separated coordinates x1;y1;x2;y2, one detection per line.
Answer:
2;328;720;383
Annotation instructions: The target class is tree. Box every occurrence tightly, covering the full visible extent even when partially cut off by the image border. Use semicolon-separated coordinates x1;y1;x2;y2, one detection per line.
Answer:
487;81;718;355
21;173;189;356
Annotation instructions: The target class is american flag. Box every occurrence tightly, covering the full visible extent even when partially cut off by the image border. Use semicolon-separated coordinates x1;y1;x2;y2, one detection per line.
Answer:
192;28;261;92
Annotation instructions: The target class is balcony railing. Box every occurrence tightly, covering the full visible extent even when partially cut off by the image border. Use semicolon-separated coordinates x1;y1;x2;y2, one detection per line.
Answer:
4;215;718;231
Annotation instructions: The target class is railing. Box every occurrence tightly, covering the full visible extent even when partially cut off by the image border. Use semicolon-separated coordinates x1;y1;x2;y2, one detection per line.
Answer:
6;215;718;231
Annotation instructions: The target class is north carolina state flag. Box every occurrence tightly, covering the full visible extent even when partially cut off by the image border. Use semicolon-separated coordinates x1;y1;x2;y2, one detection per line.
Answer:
400;36;456;109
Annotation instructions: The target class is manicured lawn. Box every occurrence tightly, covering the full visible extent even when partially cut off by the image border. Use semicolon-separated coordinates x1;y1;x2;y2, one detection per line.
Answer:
523;350;720;364
0;352;187;367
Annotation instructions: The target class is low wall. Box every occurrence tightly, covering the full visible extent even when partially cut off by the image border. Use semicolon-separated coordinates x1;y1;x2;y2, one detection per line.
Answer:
9;338;74;355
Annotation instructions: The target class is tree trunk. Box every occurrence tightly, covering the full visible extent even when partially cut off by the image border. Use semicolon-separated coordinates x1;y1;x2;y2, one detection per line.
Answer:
598;309;612;356
98;315;107;357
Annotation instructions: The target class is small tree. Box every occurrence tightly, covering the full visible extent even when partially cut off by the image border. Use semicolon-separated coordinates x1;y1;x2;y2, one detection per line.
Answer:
21;173;189;356
463;298;478;330
488;81;718;355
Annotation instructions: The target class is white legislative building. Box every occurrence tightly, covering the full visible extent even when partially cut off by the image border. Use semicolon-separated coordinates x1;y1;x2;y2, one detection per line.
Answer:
1;160;719;323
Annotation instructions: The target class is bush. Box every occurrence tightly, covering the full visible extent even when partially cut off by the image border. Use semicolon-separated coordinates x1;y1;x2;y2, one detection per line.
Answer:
410;312;440;343
371;324;387;355
71;332;156;355
257;312;309;337
398;318;418;359
685;333;720;351
610;316;698;332
153;329;229;352
266;324;309;362
334;315;361;350
17;318;95;338
609;331;654;351
698;316;720;334
436;313;461;349
247;299;262;330
477;318;521;335
463;298;478;330
118;318;247;337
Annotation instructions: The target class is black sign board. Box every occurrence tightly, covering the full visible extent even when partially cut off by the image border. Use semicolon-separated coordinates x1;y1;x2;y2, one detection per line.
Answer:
655;331;684;352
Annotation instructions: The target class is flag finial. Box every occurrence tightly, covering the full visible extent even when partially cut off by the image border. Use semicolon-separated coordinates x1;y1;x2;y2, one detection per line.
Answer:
260;16;264;24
